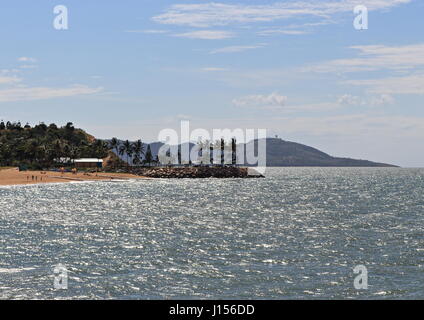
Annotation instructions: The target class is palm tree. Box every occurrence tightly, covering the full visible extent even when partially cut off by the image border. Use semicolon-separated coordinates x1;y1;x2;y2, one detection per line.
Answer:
132;140;145;167
210;143;214;165
220;138;225;166
109;137;120;169
197;139;212;165
121;140;133;169
231;138;237;166
145;144;153;166
118;144;125;168
110;137;120;155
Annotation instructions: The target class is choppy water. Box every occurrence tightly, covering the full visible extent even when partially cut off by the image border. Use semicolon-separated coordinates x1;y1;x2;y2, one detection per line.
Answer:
0;168;423;299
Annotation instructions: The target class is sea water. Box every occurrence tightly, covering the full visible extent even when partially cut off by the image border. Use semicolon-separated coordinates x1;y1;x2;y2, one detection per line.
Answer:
0;168;423;299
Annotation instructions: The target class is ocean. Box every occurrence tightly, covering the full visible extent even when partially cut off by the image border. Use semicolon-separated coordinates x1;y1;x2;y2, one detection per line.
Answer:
0;168;423;299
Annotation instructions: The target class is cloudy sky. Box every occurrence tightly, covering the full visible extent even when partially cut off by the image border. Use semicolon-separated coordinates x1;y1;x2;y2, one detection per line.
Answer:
0;0;423;166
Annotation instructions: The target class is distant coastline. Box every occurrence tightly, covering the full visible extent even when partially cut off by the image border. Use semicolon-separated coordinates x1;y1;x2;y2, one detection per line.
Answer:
0;121;397;177
119;138;398;168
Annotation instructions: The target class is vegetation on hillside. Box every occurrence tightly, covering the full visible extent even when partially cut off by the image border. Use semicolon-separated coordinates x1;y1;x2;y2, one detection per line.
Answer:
0;121;109;169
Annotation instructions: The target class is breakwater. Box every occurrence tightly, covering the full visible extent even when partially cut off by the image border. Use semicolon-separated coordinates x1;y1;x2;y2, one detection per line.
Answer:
133;166;264;178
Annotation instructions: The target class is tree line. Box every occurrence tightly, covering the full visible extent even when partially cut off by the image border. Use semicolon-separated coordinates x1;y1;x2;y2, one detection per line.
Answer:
109;137;155;167
0;120;238;169
0;121;109;169
110;137;238;167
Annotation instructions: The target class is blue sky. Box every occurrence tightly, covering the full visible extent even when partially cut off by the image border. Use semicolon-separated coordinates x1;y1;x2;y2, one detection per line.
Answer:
0;0;423;166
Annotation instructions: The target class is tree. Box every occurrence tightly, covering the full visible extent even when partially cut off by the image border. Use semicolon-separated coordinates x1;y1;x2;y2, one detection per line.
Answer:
198;146;203;164
121;140;133;169
118;144;125;167
231;138;237;166
110;137;120;155
0;120;114;169
178;147;182;165
93;139;109;159
144;144;153;166
109;137;120;169
220;138;225;166
65;122;74;131
197;139;211;165
132;139;145;167
210;143;214;165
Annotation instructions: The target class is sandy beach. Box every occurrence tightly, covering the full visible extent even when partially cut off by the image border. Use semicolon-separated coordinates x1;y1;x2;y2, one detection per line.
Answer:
0;168;145;186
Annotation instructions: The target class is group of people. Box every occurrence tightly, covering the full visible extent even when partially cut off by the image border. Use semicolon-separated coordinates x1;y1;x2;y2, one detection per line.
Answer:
59;167;78;174
27;175;43;182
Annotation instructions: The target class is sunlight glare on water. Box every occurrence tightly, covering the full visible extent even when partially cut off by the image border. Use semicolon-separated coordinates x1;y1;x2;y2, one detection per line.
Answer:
0;168;423;299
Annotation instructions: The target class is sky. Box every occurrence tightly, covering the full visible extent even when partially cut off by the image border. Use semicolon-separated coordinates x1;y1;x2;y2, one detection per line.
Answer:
0;0;423;167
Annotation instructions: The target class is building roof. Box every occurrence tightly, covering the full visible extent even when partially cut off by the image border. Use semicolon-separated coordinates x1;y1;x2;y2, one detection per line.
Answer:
74;158;103;163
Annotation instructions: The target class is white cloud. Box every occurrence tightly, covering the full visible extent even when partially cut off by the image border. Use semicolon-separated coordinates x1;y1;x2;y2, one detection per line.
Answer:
345;74;424;95
0;76;22;84
260;114;424;140
300;44;424;96
305;44;424;73
337;94;362;106
125;29;168;34
17;57;37;63
210;44;266;54
19;65;38;70
201;67;227;72
0;85;103;102
282;102;341;113
153;1;411;28
257;21;335;36
0;69;20;75
337;94;396;106
174;30;234;40
257;29;309;36
233;93;287;109
370;94;395;106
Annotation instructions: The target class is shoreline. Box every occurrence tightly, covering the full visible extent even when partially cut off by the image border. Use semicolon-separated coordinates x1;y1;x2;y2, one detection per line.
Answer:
0;168;146;187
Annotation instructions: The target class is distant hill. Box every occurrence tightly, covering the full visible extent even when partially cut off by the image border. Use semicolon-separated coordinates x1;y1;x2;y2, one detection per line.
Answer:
250;138;397;167
2;121;395;169
114;138;397;167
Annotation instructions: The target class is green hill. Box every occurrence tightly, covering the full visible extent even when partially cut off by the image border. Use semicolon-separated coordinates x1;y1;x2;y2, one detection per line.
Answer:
0;121;109;169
